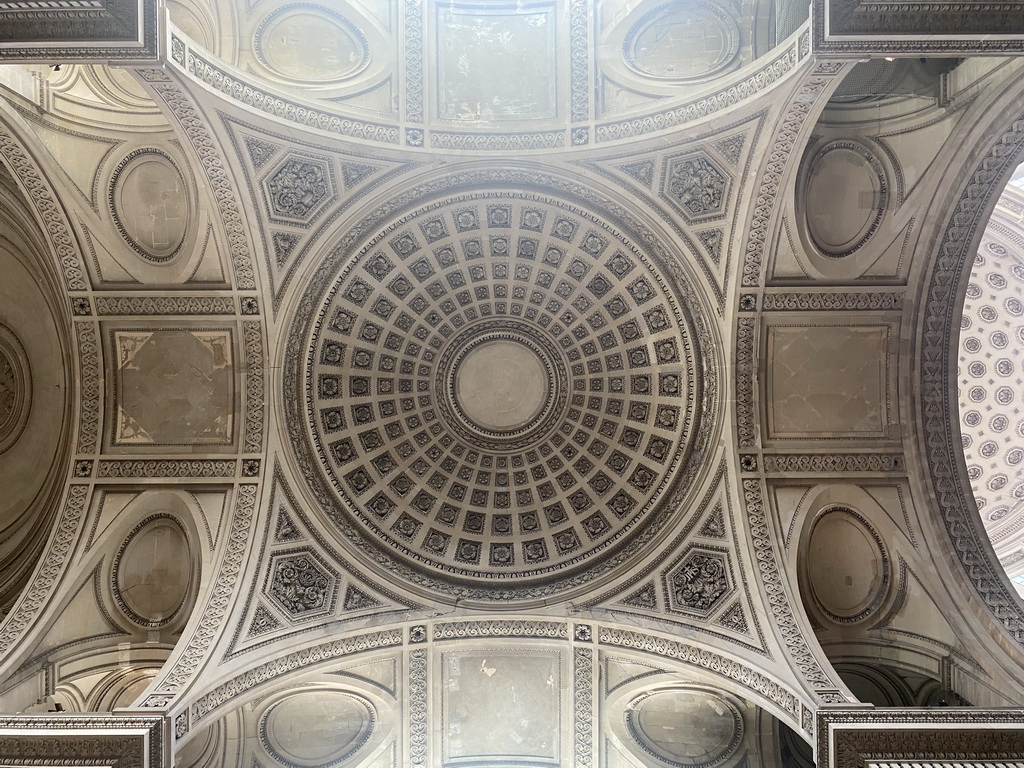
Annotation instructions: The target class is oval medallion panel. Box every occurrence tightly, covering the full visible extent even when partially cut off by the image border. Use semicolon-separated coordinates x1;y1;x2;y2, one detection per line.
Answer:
625;2;739;82
255;6;368;84
112;516;192;627
109;149;189;263
289;179;718;600
807;507;889;624
804;141;888;257
625;688;743;767
0;324;30;455
260;690;374;767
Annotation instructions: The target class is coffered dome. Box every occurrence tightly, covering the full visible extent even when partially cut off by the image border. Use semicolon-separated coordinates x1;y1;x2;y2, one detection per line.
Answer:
285;176;720;601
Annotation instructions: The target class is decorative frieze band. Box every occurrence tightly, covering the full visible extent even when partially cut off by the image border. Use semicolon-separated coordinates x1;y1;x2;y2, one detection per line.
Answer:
599;626;804;717
742;479;843;701
94;296;236;315
762;454;904;473
96;460;237;479
143;484;259;707
761;291;904;311
433;620;568;641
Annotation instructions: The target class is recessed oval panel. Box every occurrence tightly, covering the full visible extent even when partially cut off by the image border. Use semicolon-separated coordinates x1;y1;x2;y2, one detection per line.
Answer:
807;508;886;622
256;9;368;83
110;150;188;263
805;141;887;257
625;2;739;82
113;516;191;627
262;690;373;767
626;689;742;767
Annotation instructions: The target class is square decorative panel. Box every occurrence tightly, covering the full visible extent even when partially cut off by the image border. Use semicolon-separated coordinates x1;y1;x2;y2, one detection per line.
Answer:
108;326;235;448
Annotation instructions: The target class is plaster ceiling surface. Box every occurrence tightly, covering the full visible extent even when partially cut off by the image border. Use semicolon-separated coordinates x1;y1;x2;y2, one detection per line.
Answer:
4;2;1024;768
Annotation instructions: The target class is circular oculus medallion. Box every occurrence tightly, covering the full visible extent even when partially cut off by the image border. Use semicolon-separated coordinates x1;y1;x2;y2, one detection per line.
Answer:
806;507;888;624
112;515;193;627
624;2;740;82
109;149;189;263
295;185;714;597
254;6;369;84
440;320;568;449
625;688;743;768
804;140;888;258
260;690;374;767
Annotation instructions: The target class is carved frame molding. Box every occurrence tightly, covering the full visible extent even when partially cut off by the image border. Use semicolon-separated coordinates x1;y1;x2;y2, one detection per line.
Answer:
812;0;1024;56
0;0;160;62
0;714;166;768
817;708;1024;768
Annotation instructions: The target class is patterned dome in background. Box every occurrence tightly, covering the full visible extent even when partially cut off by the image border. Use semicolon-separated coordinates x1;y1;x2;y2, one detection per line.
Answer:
286;180;719;601
958;163;1024;583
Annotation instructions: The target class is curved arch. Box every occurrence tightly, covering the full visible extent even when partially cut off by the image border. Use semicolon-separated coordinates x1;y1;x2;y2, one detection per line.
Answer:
175;617;810;751
913;83;1024;650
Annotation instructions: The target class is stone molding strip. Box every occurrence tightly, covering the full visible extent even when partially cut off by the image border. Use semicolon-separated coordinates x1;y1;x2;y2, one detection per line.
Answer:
94;296;236;315
761;291;904;312
742;479;845;703
812;0;1024;57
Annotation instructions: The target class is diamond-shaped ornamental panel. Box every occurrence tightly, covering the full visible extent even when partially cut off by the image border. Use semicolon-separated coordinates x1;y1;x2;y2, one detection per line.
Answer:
661;151;729;222
664;546;733;617
263;152;335;225
264;549;338;620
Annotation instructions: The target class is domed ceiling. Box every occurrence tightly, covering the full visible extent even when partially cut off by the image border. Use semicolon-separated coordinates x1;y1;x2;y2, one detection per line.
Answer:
285;179;720;601
959;160;1024;590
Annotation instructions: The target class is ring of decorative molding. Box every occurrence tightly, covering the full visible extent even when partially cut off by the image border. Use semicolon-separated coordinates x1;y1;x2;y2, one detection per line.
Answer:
801;139;888;259
0;323;30;455
253;4;371;87
622;1;740;84
803;506;891;626
436;320;568;451
258;688;376;768
110;513;195;629
107;148;191;264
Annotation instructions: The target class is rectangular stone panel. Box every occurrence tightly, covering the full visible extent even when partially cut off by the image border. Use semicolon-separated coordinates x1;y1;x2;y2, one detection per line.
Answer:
765;322;894;440
441;648;562;766
0;714;166;767
106;324;235;450
812;0;1024;56
435;2;558;122
0;0;159;61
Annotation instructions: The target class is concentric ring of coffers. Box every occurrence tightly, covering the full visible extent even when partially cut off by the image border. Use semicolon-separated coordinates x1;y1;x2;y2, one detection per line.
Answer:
290;180;718;599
